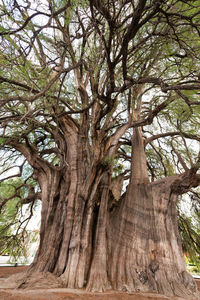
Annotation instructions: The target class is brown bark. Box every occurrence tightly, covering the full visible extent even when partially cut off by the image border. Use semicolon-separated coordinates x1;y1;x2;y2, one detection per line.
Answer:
17;125;199;299
86;172;111;292
131;127;149;185
28;168;69;274
108;180;198;298
106;127;198;298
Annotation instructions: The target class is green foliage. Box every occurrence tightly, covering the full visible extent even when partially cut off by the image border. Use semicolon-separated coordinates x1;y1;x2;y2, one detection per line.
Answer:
167;99;192;122
0;177;39;261
102;156;113;167
179;212;200;272
0;178;23;199
0;195;21;258
113;159;124;177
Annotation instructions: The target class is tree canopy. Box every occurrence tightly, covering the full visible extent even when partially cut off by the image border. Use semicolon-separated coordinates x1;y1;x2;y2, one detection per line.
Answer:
0;0;200;297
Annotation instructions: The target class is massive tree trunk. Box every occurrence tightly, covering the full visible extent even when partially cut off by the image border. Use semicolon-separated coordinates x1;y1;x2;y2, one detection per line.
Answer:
108;181;197;297
20;126;198;299
107;127;198;298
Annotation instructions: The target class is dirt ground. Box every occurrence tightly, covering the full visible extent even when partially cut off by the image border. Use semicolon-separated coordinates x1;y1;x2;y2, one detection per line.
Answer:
0;266;199;300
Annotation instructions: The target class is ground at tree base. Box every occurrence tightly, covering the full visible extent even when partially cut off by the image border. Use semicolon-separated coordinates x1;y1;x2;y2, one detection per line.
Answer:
0;267;199;300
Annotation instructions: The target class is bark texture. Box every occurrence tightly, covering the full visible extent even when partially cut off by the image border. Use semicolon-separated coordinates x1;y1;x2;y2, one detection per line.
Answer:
21;126;199;299
108;181;197;298
107;127;198;298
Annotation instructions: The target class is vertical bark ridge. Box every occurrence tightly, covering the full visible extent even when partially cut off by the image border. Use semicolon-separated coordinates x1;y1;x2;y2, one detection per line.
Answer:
131;127;149;185
54;117;79;276
61;192;86;288
86;172;111;292
53;115;108;288
74;170;103;288
29;171;68;273
60;139;96;287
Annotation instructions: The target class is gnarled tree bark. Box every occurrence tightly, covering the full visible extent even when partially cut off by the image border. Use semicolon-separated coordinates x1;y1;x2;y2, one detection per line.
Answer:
14;125;199;299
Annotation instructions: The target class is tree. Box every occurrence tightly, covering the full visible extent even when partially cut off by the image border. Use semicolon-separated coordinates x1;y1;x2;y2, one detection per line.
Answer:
0;0;200;298
0;173;40;261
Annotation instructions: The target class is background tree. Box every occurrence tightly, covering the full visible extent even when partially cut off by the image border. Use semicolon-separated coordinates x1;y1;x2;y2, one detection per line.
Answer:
0;156;40;260
0;0;200;298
